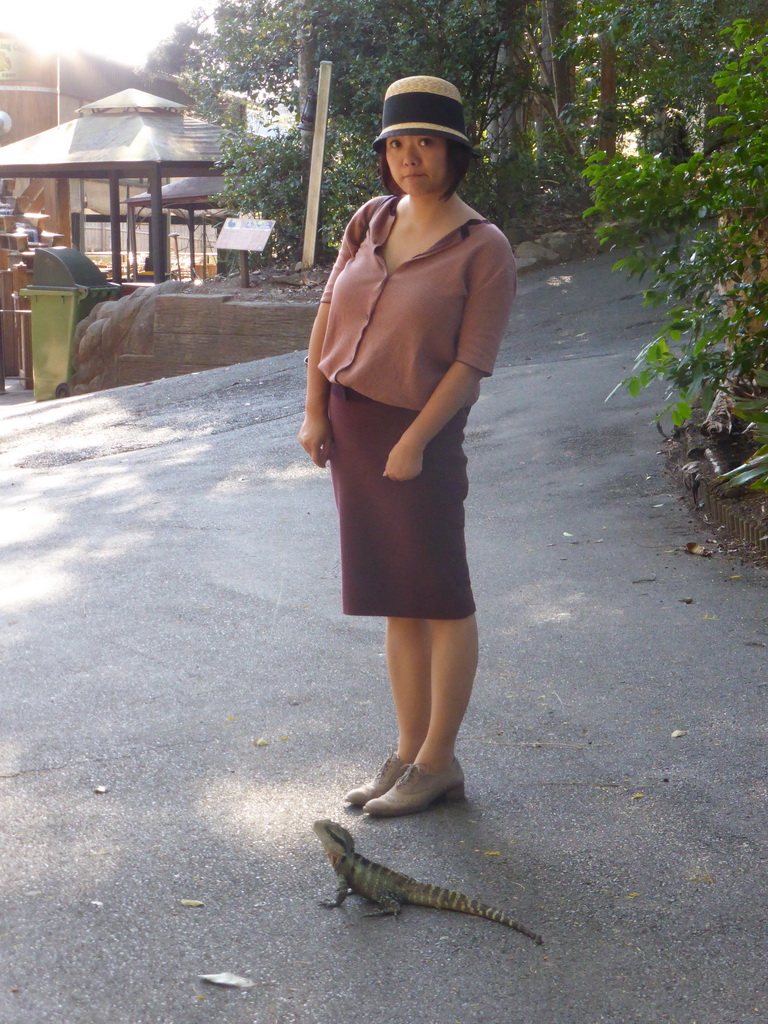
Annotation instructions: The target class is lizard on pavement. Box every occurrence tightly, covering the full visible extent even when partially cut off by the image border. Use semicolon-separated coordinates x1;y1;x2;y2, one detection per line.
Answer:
313;819;543;945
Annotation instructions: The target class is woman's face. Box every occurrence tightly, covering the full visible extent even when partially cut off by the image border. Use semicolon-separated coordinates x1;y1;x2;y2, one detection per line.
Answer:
385;134;450;197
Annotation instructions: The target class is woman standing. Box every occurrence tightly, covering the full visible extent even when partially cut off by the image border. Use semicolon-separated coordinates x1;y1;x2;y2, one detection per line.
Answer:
298;76;516;816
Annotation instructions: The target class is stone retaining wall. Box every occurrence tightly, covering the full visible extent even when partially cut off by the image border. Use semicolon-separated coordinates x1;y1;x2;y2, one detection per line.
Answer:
71;285;315;394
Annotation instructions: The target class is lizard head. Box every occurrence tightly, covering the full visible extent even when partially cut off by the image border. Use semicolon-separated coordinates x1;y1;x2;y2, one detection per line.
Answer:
313;819;355;866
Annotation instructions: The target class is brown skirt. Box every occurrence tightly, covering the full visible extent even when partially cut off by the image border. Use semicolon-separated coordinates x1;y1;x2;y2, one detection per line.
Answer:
328;383;475;619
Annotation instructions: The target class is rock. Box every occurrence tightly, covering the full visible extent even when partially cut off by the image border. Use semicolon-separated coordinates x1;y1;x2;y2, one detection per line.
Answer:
504;226;531;246
127;298;157;356
514;240;560;264
77;318;109;361
538;230;580;259
71;279;190;391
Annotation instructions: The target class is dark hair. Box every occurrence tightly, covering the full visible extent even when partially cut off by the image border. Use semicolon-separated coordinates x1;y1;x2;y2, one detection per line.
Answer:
378;138;472;200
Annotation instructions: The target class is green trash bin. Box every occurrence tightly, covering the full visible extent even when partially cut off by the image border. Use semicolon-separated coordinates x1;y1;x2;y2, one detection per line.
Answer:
19;248;119;400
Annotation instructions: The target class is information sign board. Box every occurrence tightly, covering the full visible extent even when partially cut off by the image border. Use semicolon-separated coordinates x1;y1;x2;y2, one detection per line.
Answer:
216;218;275;252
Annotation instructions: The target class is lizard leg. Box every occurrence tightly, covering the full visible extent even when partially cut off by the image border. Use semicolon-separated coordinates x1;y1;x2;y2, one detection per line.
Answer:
362;897;402;917
319;881;351;908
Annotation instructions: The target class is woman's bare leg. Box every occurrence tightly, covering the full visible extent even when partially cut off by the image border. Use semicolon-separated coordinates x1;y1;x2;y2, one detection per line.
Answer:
415;613;478;772
385;616;432;762
385;613;478;772
363;613;478;815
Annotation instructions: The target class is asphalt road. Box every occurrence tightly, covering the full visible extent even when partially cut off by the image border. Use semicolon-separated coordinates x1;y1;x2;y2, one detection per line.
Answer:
1;250;765;1024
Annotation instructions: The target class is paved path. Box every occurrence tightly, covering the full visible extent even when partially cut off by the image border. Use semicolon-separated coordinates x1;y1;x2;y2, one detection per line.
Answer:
0;251;765;1024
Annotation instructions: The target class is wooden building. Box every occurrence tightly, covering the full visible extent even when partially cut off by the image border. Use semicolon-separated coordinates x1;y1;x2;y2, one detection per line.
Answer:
0;33;189;145
0;33;193;239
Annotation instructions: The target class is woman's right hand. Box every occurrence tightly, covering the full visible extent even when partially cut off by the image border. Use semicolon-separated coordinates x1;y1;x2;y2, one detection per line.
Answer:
298;413;334;468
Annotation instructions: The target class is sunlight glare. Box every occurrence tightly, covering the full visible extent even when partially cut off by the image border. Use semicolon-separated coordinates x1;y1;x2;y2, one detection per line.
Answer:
0;503;59;548
2;0;212;65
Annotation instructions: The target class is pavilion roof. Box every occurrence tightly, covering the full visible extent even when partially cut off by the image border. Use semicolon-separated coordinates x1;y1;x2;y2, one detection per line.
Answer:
0;90;223;177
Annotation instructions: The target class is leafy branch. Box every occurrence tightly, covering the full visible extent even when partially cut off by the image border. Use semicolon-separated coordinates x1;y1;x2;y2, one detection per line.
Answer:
584;17;768;456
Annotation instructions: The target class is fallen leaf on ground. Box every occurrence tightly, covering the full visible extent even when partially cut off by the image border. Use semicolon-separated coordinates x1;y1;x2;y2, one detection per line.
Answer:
671;730;688;738
180;899;205;908
253;738;269;747
686;542;712;557
689;867;715;884
200;973;255;989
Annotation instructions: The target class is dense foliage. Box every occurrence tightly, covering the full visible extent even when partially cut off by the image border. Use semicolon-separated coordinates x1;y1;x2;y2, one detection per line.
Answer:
584;18;768;486
564;1;768;151
147;0;768;255
723;370;768;491
174;0;547;258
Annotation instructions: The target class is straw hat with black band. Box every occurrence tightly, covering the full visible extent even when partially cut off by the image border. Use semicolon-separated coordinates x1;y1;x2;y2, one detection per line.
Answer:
373;76;478;156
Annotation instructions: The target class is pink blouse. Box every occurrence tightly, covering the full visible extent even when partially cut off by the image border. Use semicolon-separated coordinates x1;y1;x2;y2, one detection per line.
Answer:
318;195;516;410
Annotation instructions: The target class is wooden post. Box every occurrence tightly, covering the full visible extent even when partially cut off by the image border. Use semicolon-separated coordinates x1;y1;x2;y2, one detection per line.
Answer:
0;263;17;378
187;208;197;280
109;171;122;283
149;166;167;284
127;206;138;281
302;61;332;270
239;250;250;288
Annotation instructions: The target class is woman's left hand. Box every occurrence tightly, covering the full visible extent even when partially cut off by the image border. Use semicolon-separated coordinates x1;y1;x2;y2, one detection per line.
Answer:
383;437;424;481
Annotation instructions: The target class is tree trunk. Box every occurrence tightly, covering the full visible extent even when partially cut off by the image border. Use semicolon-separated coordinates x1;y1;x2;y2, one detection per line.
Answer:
486;1;533;159
597;35;617;158
487;44;516;158
535;0;576;159
540;1;556;99
540;0;577;112
547;0;575;115
297;2;317;179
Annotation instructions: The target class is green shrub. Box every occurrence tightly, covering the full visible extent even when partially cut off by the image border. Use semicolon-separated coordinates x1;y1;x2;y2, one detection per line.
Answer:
583;17;768;453
722;370;768;494
216;130;307;262
217;118;537;264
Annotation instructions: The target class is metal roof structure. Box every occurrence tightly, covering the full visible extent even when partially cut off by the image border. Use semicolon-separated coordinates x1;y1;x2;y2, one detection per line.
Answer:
125;176;228;283
0;90;225;282
126;175;227;210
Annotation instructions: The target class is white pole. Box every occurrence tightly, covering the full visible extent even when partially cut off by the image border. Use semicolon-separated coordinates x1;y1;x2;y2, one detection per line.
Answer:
302;61;332;269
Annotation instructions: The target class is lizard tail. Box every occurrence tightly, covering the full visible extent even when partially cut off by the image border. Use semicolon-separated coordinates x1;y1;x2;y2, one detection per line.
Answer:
409;884;544;945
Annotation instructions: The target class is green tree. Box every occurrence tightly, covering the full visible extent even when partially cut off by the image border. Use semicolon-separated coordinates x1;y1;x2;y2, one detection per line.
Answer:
158;0;552;257
144;8;212;80
584;19;768;485
149;1;768;261
563;0;768;159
